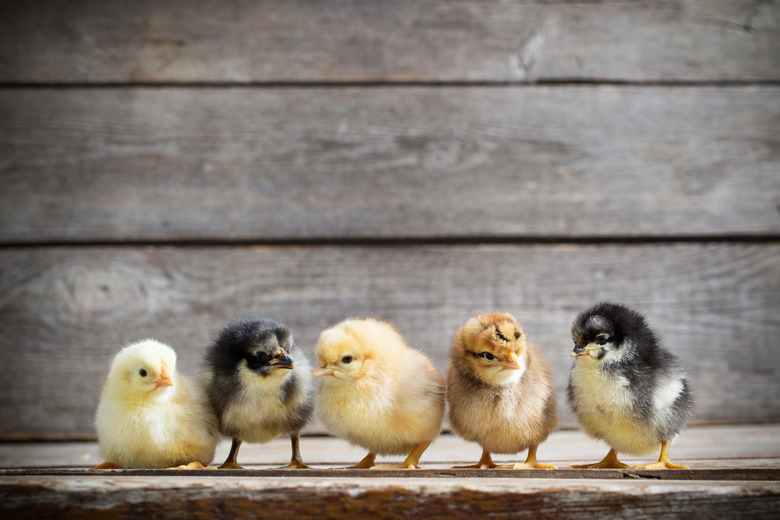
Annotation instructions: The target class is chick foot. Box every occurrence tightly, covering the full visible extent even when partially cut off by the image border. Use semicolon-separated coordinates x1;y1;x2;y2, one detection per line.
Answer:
496;445;557;469
633;440;688;469
218;461;245;470
342;452;377;469
371;441;431;470
92;462;118;469
218;438;245;469
453;449;497;469
274;432;312;469
572;448;630;469
168;461;217;470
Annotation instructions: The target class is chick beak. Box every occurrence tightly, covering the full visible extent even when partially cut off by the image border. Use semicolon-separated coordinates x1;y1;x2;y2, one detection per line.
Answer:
312;366;335;377
155;361;174;388
271;352;294;370
503;353;521;370
571;343;591;357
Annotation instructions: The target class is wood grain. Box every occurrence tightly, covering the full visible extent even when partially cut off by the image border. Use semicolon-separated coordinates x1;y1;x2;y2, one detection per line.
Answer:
1;0;778;83
2;474;778;519
2;86;778;242
3;425;779;469
0;244;777;439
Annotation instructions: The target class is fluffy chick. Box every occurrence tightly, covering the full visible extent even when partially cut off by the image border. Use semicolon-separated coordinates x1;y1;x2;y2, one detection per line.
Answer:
568;302;694;469
94;339;219;469
202;318;314;469
447;313;558;469
313;318;445;469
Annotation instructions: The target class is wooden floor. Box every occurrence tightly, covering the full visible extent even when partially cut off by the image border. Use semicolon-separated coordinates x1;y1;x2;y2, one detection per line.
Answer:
1;425;778;518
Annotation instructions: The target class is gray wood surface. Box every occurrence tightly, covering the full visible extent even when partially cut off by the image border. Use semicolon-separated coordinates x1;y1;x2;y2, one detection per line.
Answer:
2;86;778;242
2;474;778;519
3;425;779;468
3;426;779;518
1;0;778;83
1;244;778;439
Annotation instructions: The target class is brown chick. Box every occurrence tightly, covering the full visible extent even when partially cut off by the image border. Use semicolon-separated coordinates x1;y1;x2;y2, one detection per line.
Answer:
447;313;558;469
313;318;445;469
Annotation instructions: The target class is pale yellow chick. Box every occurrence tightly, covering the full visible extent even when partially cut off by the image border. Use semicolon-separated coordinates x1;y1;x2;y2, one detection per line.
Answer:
313;318;445;469
94;339;219;469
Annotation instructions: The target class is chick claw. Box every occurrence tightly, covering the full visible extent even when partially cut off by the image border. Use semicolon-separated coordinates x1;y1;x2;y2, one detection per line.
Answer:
633;460;688;470
341;452;377;470
495;446;557;470
371;441;431;470
168;461;217;470
632;441;688;469
218;461;245;470
274;460;312;470
497;462;558;470
92;462;119;470
371;463;419;470
453;450;497;469
572;449;630;469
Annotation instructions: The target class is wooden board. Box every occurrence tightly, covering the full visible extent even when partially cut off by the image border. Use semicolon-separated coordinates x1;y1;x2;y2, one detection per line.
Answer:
1;474;778;519
2;426;780;519
1;0;778;83
1;244;778;439
2;86;778;242
3;425;779;469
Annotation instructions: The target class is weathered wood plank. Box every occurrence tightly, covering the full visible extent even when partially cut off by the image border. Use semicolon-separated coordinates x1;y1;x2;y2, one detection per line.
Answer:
0;244;777;439
1;86;778;242
2;425;778;469
1;0;778;83
1;474;778;519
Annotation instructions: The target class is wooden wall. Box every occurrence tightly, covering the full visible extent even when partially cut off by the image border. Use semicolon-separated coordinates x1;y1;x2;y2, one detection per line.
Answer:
0;0;778;440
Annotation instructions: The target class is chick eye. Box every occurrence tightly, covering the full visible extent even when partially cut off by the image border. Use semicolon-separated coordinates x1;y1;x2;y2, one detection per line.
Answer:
139;368;147;377
481;352;496;361
341;356;353;364
596;336;609;345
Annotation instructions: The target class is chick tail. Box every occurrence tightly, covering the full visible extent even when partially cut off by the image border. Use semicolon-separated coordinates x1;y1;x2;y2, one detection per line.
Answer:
571;448;630;469
632;440;689;469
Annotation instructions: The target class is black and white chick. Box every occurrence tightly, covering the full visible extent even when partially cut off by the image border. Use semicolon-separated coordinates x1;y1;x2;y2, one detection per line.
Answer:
202;318;314;469
568;302;694;469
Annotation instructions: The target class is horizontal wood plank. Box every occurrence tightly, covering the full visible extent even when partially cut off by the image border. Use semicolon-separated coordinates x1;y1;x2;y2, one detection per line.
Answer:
3;425;779;469
1;86;778;242
1;0;778;83
0;244;777;439
2;474;778;519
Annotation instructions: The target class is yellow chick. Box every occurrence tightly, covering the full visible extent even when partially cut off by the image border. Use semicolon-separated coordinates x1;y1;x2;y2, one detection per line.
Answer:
313;318;445;469
447;313;558;469
94;339;219;469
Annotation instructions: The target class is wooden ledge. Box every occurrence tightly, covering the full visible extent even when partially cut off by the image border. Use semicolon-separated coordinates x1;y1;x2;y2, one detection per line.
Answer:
3;466;779;481
1;425;779;518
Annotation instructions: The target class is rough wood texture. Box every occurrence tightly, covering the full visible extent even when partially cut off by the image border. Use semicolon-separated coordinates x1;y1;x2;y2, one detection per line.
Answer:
1;0;778;83
1;244;777;439
2;426;778;519
1;475;778;519
2;86;778;242
3;425;779;469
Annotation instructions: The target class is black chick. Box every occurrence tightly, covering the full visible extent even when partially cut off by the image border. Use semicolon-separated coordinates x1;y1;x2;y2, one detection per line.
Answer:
567;302;694;469
203;318;314;469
